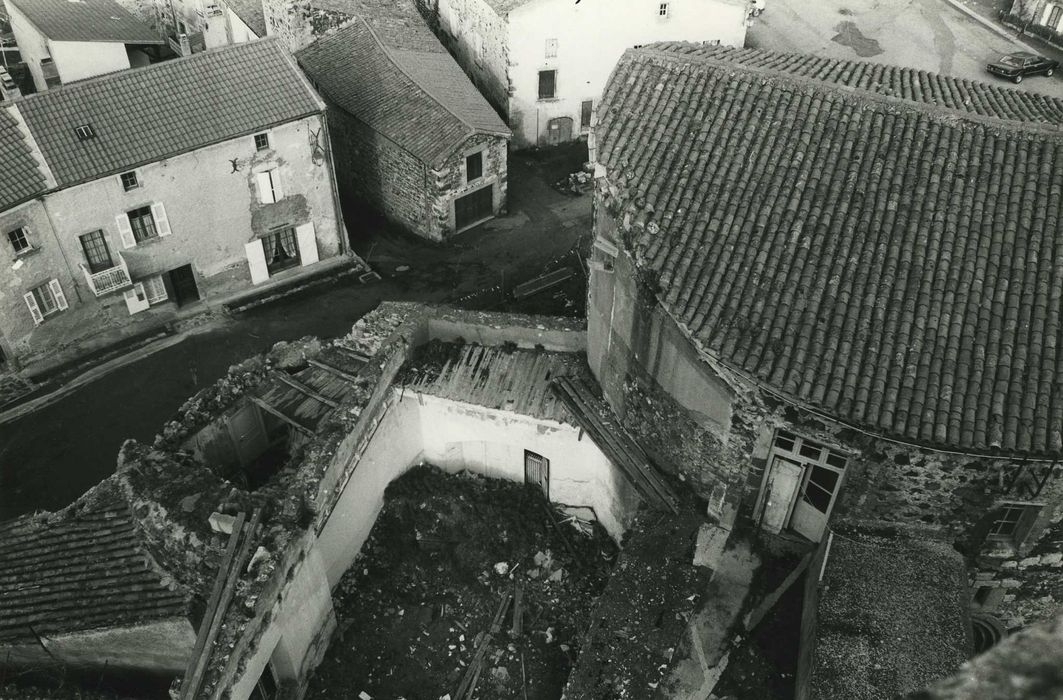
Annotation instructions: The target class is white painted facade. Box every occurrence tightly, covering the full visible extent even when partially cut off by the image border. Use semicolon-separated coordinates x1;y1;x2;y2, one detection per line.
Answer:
316;386;640;588
436;0;748;147
4;0;148;91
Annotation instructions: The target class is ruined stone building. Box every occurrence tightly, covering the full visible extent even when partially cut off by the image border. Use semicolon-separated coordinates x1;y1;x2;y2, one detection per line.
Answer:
589;43;1063;695
3;0;166;93
420;0;748;148
296;0;511;241
0;38;352;376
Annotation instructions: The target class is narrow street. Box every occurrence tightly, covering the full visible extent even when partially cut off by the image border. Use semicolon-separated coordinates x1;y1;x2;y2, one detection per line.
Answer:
0;145;591;521
749;0;1063;99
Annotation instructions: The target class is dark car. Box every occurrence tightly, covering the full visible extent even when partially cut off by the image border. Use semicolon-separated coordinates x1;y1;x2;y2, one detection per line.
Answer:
986;51;1059;83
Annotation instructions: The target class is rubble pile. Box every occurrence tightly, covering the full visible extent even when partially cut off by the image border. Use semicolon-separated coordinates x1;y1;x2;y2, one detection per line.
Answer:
553;170;593;196
305;465;618;699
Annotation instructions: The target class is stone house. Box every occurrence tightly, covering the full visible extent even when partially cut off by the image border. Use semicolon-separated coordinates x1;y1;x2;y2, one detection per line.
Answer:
421;0;747;148
3;0;166;93
296;0;511;241
1007;0;1063;34
0;478;195;676
589;43;1063;634
0;38;352;376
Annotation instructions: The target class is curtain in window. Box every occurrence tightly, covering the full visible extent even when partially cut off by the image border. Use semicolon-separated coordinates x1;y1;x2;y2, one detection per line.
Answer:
278;229;297;258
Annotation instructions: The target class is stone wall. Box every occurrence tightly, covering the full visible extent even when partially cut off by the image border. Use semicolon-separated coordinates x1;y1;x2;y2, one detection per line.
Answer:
433;0;510;117
261;0;352;52
324;104;431;238
427;133;508;238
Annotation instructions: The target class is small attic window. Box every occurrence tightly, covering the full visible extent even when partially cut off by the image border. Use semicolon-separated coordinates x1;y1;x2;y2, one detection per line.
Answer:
74;124;96;141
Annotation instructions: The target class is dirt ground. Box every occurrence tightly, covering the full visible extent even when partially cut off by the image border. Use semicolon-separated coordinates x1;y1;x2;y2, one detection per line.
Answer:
713;551;805;700
304;465;617;700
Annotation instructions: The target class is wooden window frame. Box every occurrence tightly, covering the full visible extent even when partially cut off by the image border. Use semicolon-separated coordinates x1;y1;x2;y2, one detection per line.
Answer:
538;69;557;100
120;171;139;191
658;2;670;17
79;229;114;273
254;132;271;151
7;226;31;255
127;206;158;243
465;151;484;183
987;502;1042;547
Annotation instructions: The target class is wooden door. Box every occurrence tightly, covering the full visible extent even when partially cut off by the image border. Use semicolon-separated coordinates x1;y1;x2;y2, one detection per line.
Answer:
524;450;549;500
547;116;573;145
789;463;844;542
455;185;494;230
168;264;200;306
760;456;802;534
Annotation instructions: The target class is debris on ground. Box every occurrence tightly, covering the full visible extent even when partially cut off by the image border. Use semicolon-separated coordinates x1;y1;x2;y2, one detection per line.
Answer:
552;170;593;196
305;465;618;699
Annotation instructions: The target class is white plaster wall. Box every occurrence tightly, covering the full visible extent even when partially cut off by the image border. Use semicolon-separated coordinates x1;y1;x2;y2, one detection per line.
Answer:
5;0;50;92
315;396;426;586
228;547;336;700
506;0;747;146
50;41;131;84
414;393;639;540
226;7;258;43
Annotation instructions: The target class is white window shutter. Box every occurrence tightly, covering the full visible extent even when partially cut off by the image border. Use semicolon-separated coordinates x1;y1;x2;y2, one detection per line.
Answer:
116;214;136;248
145;275;168;303
270;170;284;201
152;203;171;237
23;292;43;325
124;282;149;314
245;239;269;284
255;171;274;204
48;279;68;310
295;222;319;266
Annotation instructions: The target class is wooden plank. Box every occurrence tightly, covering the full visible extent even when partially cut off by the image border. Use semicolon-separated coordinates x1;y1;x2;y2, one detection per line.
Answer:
180;511;256;700
513;267;575;298
307;358;361;384
333;346;370;364
510;580;524;638
559;377;680;511
273;371;340;409
552;379;675;511
743;550;814;632
250;395;315;436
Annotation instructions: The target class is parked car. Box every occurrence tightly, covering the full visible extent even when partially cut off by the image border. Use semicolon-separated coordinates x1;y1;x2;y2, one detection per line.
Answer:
986;52;1058;83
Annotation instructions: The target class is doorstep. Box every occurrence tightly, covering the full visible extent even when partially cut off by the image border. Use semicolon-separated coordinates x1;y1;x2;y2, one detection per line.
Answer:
223;257;379;314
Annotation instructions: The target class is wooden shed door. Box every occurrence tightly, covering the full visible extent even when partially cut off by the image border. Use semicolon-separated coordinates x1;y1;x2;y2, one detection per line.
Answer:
455;185;494;230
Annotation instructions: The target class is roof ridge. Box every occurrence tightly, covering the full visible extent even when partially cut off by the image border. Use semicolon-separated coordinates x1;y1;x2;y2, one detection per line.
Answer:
358;16;478;149
8;36;285;107
630;45;1063;139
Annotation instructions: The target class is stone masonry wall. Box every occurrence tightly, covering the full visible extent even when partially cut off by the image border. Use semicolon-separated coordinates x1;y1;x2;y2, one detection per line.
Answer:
261;0;352;52
324;104;431;239
427;133;508;238
432;0;510;117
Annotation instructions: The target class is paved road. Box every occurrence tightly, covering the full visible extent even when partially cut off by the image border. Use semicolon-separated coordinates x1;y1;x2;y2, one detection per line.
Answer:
749;0;1063;99
0;147;591;521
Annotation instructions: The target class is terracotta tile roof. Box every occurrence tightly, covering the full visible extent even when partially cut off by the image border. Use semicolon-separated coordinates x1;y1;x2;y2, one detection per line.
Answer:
7;0;162;43
296;13;509;166
0;483;189;643
652;43;1063;126
0;108;47;211
12;38;322;188
222;0;266;37
811;528;971;699
596;44;1063;454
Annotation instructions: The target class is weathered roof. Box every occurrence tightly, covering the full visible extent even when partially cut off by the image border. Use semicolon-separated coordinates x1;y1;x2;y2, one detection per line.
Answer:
12;38;322;189
402;341;577;422
0;108;47;211
0;481;189;643
7;0;162;43
655;43;1063;126
809;527;971;699
596;43;1063;455
296;9;509;166
223;0;266;37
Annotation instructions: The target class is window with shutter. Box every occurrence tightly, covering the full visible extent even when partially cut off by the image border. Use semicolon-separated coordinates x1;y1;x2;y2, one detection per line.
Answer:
144;275;168;304
151;203;171;236
23;291;43;325
26;280;66;323
125;206;158;243
256;170;282;204
538;70;557;100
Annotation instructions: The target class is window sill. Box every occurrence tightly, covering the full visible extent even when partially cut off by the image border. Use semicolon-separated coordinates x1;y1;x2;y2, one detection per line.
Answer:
13;247;40;260
537;97;560;103
132;235;165;248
